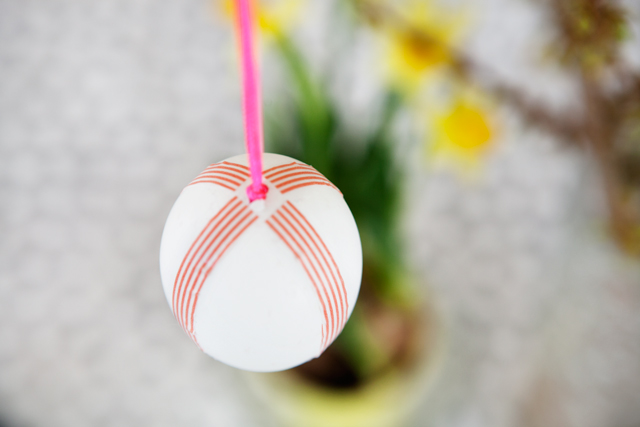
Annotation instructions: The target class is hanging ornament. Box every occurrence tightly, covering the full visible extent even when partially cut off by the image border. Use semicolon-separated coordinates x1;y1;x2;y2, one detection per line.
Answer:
159;0;362;372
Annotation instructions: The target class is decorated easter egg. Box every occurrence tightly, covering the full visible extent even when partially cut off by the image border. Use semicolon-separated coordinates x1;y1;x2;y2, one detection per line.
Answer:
160;153;362;372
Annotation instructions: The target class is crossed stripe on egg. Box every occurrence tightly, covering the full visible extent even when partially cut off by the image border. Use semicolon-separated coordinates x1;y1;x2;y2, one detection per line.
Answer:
172;161;347;352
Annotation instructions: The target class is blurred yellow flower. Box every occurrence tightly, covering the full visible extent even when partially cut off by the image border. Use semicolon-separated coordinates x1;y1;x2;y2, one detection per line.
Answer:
382;1;463;91
395;31;449;74
429;96;496;172
220;0;303;36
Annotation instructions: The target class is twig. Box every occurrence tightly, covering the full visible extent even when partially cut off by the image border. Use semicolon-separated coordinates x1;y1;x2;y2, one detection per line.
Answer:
452;55;587;145
581;72;635;249
351;0;586;145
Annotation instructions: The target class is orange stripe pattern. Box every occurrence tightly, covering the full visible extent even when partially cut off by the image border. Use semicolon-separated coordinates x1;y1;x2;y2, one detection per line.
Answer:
188;161;250;191
263;162;341;195
266;201;348;351
174;160;347;351
171;196;258;344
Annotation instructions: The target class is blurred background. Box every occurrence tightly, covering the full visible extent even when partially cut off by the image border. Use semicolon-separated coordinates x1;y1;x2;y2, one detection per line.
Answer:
1;0;640;426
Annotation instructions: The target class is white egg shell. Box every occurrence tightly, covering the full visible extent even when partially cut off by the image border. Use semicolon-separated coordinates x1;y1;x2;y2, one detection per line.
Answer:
160;153;362;372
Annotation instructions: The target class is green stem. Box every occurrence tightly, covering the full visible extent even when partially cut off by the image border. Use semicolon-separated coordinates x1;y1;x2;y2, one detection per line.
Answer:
273;34;334;176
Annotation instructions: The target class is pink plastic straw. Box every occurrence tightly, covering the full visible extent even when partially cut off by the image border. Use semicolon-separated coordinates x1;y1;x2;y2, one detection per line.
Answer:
236;0;268;202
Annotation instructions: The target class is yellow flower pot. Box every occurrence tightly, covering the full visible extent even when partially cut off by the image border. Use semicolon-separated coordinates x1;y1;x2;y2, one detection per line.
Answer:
244;303;447;427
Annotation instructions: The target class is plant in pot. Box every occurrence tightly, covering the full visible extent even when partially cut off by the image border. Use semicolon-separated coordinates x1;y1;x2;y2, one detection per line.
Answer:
239;0;640;424
242;8;446;427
